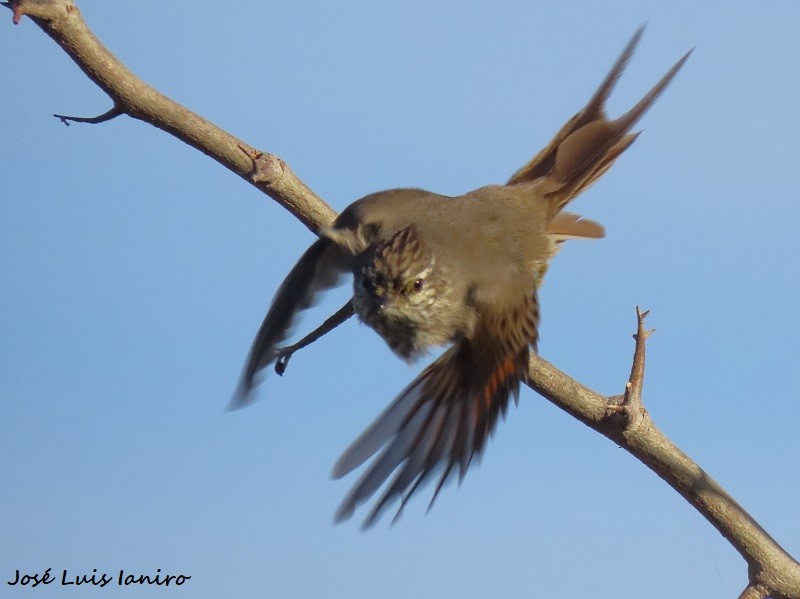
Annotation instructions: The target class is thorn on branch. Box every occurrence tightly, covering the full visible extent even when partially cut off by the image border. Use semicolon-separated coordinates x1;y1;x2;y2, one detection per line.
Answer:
54;105;124;126
625;306;652;406
604;306;653;424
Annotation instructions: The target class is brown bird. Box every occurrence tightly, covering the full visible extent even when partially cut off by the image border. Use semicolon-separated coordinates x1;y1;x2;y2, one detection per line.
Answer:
231;27;691;527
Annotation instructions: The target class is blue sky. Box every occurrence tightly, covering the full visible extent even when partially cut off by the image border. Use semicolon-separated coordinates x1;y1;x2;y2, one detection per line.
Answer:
2;1;799;597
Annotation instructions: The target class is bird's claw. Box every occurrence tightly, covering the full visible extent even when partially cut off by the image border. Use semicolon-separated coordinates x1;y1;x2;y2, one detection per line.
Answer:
274;348;293;376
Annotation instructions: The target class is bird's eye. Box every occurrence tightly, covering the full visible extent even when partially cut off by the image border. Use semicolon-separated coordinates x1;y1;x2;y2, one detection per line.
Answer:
412;278;424;293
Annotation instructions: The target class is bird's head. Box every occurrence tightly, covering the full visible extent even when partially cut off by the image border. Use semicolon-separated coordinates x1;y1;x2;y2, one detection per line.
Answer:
352;226;453;359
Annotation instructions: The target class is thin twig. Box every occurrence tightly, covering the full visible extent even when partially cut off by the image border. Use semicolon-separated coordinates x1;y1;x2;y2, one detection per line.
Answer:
623;306;652;409
54;104;123;126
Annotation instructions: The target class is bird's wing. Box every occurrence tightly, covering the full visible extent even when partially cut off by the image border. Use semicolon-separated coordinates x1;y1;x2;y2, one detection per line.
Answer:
229;238;349;409
332;293;540;528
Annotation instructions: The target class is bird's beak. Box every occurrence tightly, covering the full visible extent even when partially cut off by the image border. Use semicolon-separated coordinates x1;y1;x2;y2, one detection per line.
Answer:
374;295;389;313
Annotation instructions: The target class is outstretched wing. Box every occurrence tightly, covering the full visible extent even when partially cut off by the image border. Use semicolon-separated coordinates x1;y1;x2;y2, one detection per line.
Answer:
229;238;349;409
332;294;539;528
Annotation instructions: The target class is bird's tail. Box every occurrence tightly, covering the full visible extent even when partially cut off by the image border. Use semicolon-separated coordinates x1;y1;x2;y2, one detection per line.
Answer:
507;25;692;213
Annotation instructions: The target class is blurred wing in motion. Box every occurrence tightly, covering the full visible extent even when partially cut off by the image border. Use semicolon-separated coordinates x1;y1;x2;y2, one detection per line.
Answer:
332;295;539;528
230;238;349;409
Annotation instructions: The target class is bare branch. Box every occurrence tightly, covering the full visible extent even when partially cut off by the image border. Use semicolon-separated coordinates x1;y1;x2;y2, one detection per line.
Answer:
530;313;800;599
5;0;336;233
739;584;769;599
7;2;800;596
739;583;769;599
